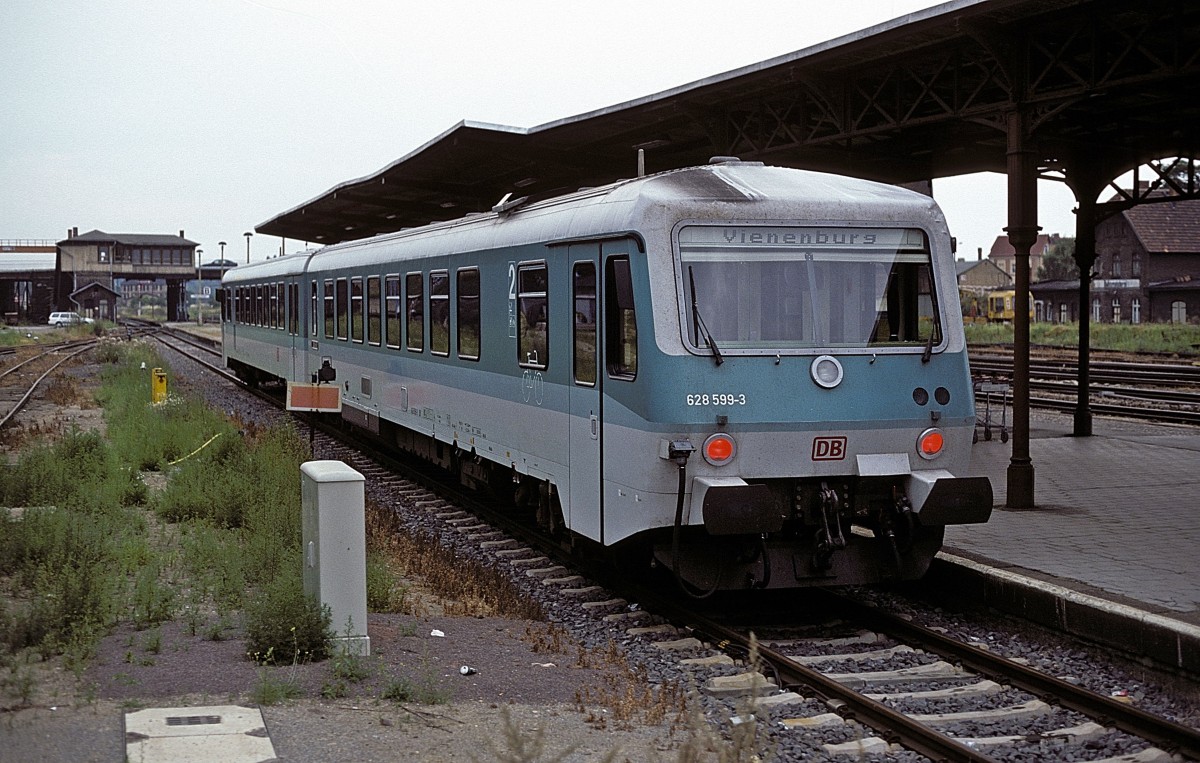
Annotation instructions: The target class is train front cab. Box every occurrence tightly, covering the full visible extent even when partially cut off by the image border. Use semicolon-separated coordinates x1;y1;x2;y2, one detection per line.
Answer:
629;220;994;591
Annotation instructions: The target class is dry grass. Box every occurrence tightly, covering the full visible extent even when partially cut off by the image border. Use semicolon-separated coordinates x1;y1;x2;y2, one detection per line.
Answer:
363;497;544;621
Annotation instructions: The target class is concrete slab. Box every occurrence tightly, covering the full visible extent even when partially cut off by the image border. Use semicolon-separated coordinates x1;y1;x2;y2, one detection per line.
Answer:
124;705;275;763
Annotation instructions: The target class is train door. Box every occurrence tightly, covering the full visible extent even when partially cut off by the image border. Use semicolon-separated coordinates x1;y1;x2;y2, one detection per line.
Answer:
567;246;602;542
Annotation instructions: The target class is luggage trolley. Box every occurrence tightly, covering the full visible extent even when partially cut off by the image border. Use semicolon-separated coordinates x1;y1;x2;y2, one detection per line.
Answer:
973;379;1011;443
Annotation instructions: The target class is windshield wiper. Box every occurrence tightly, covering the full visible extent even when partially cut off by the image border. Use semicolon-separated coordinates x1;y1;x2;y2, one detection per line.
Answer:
922;293;942;364
688;267;724;367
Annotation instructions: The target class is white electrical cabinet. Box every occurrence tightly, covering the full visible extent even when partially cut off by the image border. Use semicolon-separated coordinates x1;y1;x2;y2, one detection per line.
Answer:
301;460;370;656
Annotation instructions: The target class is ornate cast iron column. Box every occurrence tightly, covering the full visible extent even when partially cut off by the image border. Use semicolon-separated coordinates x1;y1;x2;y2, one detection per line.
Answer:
1005;109;1038;509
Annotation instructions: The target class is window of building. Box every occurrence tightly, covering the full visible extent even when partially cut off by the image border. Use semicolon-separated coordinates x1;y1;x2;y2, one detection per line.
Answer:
1111;298;1121;324
324;279;335;338
406;273;424;352
1172;300;1187;323
457;268;480;360
1060;303;1070;324
367;276;381;346
385;275;401;349
606;256;637;379
573;262;597;386
1133;257;1142;278
350;276;364;343
518;263;548;369
1091;297;1101;322
1112;257;1122;278
1131;297;1141;325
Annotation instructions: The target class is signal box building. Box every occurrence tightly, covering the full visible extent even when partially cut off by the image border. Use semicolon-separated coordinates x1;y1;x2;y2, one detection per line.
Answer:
56;228;199;321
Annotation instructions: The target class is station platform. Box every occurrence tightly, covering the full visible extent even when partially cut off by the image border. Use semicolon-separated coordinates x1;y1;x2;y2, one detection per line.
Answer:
936;411;1200;675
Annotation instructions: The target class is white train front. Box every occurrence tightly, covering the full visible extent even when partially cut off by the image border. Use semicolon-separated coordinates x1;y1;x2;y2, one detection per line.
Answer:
222;160;992;592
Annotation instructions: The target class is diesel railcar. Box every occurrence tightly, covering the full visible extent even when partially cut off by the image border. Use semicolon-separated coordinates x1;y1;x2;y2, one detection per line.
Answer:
222;160;992;592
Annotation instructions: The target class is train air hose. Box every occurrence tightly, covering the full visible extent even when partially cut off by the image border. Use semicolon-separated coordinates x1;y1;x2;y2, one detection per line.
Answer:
669;444;723;599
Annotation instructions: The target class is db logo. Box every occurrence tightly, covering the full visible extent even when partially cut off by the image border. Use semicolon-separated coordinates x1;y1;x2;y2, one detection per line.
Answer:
812;436;847;461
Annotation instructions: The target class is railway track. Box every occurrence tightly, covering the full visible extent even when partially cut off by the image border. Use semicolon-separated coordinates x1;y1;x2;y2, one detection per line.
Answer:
969;352;1200;426
0;340;98;431
148;328;1199;761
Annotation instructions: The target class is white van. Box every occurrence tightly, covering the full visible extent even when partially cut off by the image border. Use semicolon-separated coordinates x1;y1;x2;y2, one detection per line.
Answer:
48;311;83;326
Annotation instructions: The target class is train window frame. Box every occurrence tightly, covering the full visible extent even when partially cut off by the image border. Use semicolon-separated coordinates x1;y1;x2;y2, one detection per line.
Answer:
256;285;265;327
289;282;299;335
367;275;382;346
456;267;481;361
310;280;318;338
605;256;637;380
405;272;424;353
385;274;401;349
517;261;549;370
350;276;364;343
276;281;285;329
674;223;941;355
323;279;335;338
572;261;597;386
336;277;349;341
429;269;450;357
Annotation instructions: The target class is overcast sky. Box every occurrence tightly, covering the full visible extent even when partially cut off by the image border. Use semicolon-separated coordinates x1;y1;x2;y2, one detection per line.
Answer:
1;0;1083;263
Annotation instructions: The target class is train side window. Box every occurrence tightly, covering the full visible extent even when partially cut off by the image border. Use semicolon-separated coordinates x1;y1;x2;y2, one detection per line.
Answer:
405;272;424;352
367;275;381;346
429;270;450;356
350;276;364;343
323;279;335;338
572;262;596;386
457;268;480;361
256;285;264;326
336;277;349;340
385;275;401;349
289;282;299;335
517;262;548;369
310;281;318;338
275;282;283;329
605;256;637;379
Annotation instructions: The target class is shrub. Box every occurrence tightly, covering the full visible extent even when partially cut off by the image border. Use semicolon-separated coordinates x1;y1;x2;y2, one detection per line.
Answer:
244;574;331;664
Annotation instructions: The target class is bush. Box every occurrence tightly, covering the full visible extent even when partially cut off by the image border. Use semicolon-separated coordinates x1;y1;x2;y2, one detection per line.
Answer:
244;574;331;664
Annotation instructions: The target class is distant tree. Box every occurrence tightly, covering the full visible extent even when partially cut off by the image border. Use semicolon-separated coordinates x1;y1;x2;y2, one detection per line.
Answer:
1037;238;1079;281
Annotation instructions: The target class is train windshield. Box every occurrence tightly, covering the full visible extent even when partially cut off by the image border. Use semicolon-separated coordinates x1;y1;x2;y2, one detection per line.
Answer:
678;225;941;353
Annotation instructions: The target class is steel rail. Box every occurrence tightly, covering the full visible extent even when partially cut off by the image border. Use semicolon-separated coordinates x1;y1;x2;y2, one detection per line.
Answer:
622;583;1000;763
816;590;1200;761
0;343;96;430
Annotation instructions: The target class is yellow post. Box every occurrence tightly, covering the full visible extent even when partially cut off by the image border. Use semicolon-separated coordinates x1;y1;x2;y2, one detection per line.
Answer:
151;367;167;403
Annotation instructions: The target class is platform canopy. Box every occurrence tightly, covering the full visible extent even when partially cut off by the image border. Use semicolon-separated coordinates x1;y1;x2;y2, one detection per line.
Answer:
257;0;1200;246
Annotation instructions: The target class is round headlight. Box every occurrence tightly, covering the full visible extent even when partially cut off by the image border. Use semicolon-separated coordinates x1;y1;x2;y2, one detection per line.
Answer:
810;355;843;389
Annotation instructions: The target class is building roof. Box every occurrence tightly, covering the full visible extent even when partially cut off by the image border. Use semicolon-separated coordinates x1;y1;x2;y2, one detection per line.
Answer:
0;252;56;274
956;258;1007;278
58;229;199;247
1124;199;1200;254
988;233;1057;258
70;281;121;299
254;0;1200;245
